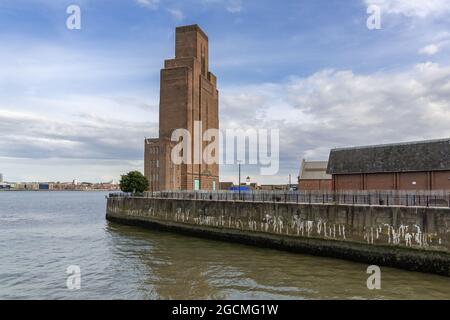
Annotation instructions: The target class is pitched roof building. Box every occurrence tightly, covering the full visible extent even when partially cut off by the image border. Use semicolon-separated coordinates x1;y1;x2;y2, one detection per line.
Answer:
327;138;450;191
298;159;332;191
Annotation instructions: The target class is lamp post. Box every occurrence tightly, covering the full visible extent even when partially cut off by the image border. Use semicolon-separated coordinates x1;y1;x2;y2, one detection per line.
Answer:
238;162;241;200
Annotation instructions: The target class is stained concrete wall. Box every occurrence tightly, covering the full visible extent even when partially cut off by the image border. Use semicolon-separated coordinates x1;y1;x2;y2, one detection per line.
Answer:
106;197;450;276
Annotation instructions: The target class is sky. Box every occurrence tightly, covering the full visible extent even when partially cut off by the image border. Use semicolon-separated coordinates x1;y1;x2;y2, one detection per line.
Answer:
1;0;450;184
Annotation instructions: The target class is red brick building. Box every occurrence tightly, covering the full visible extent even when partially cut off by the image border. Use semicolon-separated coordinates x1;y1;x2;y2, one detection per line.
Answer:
144;25;219;191
327;138;450;191
298;159;332;191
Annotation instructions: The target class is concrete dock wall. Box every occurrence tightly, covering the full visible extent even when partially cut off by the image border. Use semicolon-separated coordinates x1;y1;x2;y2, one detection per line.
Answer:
106;197;450;276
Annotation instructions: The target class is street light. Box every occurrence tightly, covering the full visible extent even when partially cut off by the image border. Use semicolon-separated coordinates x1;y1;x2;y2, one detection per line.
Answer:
238;162;241;200
237;161;242;200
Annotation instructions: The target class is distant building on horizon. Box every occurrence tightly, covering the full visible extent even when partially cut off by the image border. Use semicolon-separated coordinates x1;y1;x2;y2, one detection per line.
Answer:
297;159;332;191
219;182;234;190
0;173;3;183
144;25;219;191
327;138;450;191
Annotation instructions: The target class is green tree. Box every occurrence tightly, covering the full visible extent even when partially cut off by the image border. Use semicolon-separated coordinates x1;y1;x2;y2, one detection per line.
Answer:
119;171;149;193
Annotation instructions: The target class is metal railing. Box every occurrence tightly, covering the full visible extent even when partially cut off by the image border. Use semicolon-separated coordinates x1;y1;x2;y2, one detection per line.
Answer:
109;190;450;208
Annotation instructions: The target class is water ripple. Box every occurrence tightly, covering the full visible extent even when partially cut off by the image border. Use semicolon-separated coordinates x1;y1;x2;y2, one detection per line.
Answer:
0;191;449;299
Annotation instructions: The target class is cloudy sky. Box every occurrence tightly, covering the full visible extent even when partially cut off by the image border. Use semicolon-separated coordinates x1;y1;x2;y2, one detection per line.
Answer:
1;0;450;184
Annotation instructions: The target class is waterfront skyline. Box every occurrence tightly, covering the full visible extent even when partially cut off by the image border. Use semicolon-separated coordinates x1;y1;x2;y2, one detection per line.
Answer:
1;0;450;183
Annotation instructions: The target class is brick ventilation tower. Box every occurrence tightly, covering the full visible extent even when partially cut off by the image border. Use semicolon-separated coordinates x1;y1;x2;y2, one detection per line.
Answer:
145;25;219;191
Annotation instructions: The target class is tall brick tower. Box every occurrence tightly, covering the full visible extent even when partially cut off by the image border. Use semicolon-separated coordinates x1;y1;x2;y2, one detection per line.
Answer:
145;25;219;191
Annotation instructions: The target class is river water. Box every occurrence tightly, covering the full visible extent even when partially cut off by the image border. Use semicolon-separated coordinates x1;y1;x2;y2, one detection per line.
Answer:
0;191;449;300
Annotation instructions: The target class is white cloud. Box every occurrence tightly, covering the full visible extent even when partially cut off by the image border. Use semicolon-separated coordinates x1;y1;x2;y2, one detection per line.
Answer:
135;0;160;10
167;8;184;21
3;57;450;183
365;0;450;18
0;98;153;182
419;44;440;56
0;37;159;182
284;63;450;134
0;92;159;182
418;33;450;56
220;62;450;182
200;0;243;13
226;0;242;13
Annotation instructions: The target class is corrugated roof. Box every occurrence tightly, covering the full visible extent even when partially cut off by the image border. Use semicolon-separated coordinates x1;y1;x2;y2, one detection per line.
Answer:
299;160;332;180
327;138;450;174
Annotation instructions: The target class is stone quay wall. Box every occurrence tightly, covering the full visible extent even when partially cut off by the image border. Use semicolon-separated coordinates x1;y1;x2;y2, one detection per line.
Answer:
106;197;450;276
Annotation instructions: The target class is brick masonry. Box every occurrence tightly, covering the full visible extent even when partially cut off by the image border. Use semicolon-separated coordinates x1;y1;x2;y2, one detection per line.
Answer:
298;179;332;191
328;139;450;191
333;171;450;191
144;25;219;191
